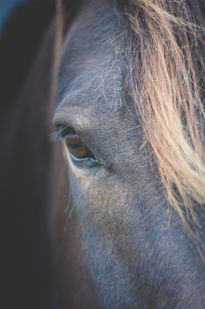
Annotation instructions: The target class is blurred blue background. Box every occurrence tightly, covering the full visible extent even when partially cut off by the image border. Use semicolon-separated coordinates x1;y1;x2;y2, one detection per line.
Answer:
0;0;30;32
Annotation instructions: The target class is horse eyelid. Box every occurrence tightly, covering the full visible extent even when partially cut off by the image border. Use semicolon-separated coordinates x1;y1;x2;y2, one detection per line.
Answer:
52;125;75;140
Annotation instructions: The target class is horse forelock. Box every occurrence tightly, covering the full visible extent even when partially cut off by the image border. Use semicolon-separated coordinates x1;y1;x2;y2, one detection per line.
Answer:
118;0;205;253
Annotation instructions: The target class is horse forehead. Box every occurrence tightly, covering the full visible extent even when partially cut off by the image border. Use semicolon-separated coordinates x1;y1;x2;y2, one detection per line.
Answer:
57;0;123;112
62;0;120;52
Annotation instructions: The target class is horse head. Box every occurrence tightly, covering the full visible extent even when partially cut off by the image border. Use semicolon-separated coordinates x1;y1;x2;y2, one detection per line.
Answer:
53;0;205;307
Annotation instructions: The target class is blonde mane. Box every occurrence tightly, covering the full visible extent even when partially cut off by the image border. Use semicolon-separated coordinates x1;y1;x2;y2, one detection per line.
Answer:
124;0;205;250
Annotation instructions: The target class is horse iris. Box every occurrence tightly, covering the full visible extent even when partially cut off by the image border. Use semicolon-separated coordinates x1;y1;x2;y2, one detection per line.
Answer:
64;134;94;160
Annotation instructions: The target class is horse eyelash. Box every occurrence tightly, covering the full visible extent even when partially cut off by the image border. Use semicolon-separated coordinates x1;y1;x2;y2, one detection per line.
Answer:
50;124;77;142
49;126;68;142
49;130;61;142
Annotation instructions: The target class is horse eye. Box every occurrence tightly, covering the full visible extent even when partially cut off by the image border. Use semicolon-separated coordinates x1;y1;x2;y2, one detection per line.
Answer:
64;134;95;160
58;126;97;163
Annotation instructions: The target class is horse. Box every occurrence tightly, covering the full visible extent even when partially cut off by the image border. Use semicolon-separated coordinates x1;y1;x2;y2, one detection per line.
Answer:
1;0;205;308
52;0;205;308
